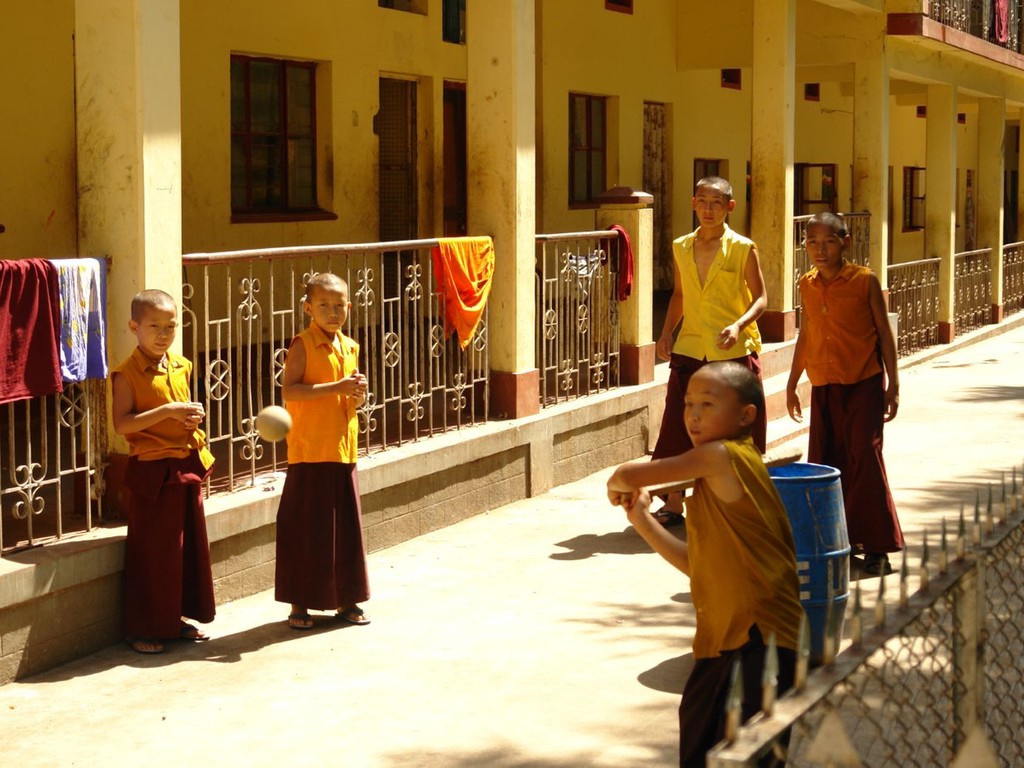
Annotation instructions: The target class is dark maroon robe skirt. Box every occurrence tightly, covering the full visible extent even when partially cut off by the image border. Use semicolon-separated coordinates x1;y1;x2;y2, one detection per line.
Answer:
275;462;370;610
653;353;767;459
122;452;216;638
808;373;904;554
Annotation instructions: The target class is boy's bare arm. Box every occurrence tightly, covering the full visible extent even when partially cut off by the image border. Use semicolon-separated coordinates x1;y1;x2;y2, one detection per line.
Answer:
656;262;684;361
786;325;809;422
281;338;368;402
620;489;690;575
717;246;768;350
867;275;900;421
608;442;736;503
110;372;203;435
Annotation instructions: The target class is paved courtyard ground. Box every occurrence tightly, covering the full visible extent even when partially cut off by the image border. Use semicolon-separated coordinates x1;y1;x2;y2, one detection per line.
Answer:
2;321;1023;767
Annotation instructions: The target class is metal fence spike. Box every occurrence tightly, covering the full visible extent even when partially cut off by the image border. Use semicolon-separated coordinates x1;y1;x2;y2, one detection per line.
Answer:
940;517;949;574
762;632;779;715
899;552;909;609
957;502;967;560
850;579;863;648
795;614;810;690
875;569;886;629
724;659;743;743
985;483;994;534
920;531;930;591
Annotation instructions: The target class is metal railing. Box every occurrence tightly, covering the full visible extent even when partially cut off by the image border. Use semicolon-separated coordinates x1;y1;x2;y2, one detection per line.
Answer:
1;380;106;554
888;257;941;356
928;0;1023;53
954;247;992;333
792;212;870;325
535;231;621;407
182;240;489;493
1003;241;1024;316
708;471;1024;767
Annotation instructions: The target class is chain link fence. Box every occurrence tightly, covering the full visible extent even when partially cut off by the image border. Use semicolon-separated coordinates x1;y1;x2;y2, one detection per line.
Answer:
708;472;1024;767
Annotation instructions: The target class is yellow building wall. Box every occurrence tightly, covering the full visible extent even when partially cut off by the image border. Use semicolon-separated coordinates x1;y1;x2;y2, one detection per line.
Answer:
794;82;854;213
0;2;78;260
537;0;689;236
889;98;928;263
179;0;467;254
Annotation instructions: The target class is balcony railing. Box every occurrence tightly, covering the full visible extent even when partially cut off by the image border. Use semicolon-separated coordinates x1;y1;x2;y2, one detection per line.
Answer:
889;257;941;356
953;248;992;333
535;231;621;407
792;212;871;326
181;240;489;493
1003;241;1024;316
928;0;1023;53
1;380;106;554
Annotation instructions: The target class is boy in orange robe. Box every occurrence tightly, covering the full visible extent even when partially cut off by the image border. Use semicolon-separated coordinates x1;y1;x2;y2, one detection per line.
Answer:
111;289;215;654
786;211;904;576
275;273;371;629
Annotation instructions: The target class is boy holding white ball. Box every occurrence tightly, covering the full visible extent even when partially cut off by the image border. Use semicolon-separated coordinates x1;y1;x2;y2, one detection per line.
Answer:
111;289;216;654
275;272;371;629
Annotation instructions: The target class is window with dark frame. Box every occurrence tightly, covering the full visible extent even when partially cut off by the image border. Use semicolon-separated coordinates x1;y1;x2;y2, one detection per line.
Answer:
721;69;742;89
569;93;607;205
606;0;633;13
379;0;420;12
231;55;319;216
903;166;926;230
442;0;466;43
794;163;838;216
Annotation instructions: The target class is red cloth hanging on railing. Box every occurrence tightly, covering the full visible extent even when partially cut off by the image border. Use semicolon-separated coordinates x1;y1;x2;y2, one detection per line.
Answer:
0;258;64;404
995;0;1009;44
430;236;495;349
608;224;634;301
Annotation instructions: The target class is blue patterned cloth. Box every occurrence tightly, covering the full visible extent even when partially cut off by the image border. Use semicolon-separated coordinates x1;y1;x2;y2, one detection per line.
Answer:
50;258;108;382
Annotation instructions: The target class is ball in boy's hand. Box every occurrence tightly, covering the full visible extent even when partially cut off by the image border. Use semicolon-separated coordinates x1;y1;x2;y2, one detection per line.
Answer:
256;405;292;442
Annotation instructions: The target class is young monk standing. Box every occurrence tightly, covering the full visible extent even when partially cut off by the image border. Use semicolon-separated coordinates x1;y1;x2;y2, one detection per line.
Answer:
275;273;371;629
651;176;768;524
786;212;904;575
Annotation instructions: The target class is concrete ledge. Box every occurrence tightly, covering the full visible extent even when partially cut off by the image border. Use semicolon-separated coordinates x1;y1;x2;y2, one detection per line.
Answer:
0;376;665;684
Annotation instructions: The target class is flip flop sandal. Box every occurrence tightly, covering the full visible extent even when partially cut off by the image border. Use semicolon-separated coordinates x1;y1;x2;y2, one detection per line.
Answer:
179;622;208;641
127;637;165;654
288;612;314;630
337;607;371;626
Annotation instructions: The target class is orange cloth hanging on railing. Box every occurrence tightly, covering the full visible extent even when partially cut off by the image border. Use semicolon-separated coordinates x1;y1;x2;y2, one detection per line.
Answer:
430;236;495;349
0;258;63;405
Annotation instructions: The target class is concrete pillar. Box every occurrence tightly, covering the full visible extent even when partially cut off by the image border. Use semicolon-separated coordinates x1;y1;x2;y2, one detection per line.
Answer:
977;97;1006;323
596;187;655;385
75;0;183;511
852;29;891;285
466;0;539;418
75;0;183;365
925;83;958;343
749;0;796;342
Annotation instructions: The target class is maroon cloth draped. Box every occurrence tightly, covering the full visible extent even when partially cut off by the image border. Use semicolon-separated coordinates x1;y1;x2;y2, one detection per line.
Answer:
0;259;63;404
122;452;216;638
808;373;904;554
608;224;634;301
275;462;370;611
995;0;1009;44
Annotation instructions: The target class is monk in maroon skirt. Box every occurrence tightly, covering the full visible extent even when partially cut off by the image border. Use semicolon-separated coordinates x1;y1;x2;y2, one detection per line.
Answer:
275;463;369;611
123;454;216;639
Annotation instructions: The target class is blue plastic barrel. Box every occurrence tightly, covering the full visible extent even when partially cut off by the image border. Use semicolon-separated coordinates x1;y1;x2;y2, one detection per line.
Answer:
768;462;850;664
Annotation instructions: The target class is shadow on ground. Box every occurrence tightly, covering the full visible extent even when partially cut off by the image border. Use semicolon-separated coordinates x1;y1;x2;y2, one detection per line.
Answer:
550;526;653;559
25;616;353;682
